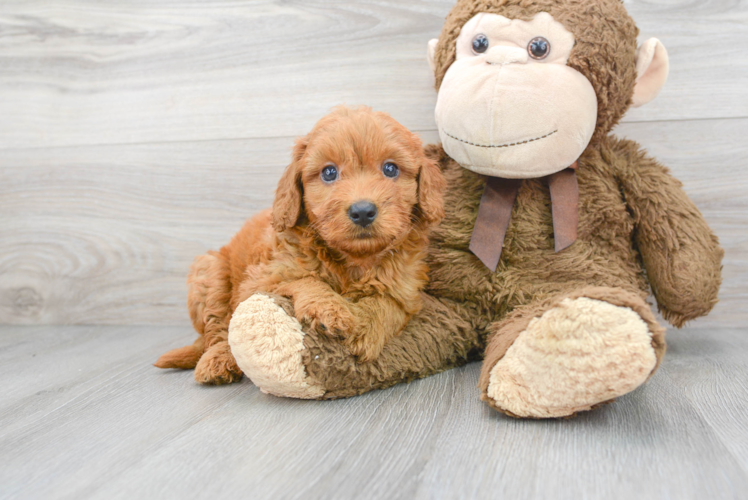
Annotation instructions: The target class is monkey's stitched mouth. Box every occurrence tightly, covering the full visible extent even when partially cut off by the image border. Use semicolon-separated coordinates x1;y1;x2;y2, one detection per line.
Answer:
443;129;558;149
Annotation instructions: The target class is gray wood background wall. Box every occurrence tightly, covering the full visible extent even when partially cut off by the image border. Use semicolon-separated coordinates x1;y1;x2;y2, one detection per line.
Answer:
1;0;746;328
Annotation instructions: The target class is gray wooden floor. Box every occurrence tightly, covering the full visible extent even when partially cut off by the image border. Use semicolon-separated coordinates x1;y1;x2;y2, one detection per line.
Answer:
1;325;747;499
1;1;748;499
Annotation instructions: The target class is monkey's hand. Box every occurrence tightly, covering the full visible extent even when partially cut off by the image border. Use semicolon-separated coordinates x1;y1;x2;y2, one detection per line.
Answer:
613;138;724;327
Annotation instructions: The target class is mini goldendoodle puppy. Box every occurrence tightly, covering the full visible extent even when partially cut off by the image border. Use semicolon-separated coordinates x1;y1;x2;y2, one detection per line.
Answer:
155;106;446;384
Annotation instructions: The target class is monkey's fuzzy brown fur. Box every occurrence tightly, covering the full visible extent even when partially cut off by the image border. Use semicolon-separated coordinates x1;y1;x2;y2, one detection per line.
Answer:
155;107;446;382
274;0;723;406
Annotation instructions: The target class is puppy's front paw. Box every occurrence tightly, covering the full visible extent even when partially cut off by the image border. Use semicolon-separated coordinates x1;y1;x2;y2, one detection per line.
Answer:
344;327;388;363
194;342;243;385
294;299;355;337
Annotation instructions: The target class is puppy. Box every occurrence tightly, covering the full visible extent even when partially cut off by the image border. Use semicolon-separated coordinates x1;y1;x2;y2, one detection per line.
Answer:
155;106;445;384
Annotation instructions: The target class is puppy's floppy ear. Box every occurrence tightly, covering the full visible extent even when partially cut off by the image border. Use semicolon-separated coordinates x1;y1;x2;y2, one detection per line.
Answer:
416;153;446;226
272;136;308;232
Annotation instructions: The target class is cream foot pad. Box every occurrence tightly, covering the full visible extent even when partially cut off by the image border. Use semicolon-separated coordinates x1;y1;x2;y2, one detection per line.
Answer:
229;294;325;399
487;297;657;418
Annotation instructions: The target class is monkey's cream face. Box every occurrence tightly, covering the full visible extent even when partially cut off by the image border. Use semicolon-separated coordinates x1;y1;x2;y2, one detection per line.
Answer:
433;13;598;179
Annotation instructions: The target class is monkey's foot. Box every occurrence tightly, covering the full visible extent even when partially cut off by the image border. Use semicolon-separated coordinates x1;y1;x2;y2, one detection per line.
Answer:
481;292;664;418
228;294;325;399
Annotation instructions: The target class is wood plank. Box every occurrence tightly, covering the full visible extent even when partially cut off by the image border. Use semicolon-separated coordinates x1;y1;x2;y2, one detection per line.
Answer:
0;325;249;500
0;325;189;437
0;325;746;499
0;138;289;325
413;356;748;500
660;328;748;470
0;0;745;150
1;118;745;326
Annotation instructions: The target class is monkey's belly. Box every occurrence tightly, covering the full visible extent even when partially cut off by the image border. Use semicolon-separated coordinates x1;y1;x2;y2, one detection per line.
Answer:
425;166;647;316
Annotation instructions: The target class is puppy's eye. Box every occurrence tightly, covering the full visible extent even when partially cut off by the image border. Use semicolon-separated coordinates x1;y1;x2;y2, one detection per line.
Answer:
528;37;550;60
321;165;339;183
382;162;399;179
472;34;489;54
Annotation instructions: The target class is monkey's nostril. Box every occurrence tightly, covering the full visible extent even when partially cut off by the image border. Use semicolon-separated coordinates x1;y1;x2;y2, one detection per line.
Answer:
348;201;378;228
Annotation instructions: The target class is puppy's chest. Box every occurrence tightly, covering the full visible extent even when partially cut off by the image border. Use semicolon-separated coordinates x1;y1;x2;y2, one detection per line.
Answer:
336;272;385;300
319;266;398;300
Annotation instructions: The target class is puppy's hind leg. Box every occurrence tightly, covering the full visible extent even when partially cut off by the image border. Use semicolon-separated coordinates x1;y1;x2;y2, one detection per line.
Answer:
186;251;232;343
195;340;242;385
155;251;240;385
189;251;244;384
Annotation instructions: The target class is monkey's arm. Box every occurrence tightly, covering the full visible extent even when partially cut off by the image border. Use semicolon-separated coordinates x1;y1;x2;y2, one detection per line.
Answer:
611;138;723;327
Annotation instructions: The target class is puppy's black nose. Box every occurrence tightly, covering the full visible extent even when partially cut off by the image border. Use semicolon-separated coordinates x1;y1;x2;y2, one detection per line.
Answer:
348;201;378;227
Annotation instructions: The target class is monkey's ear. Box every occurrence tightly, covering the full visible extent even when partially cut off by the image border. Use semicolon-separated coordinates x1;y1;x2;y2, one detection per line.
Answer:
272;137;308;232
427;39;438;73
416;155;446;226
632;38;669;108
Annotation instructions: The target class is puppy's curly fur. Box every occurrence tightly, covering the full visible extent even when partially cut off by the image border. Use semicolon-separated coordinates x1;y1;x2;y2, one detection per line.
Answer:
155;107;446;384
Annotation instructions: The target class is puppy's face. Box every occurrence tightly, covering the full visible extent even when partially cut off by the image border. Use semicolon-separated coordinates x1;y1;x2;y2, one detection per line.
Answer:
273;107;444;258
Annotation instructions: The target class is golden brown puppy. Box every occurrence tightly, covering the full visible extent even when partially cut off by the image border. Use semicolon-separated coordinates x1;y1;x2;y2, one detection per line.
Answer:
155;106;445;384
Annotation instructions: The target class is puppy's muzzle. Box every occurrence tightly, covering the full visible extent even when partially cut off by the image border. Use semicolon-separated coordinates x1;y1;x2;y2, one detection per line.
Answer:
348;201;378;228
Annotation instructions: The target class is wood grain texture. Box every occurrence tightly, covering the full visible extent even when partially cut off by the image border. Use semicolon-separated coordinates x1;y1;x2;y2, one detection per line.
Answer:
0;0;746;150
0;325;746;499
660;328;748;471
0;137;287;325
2;119;745;326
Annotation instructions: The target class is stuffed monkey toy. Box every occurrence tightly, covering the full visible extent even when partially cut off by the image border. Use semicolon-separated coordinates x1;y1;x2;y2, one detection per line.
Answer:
226;0;723;418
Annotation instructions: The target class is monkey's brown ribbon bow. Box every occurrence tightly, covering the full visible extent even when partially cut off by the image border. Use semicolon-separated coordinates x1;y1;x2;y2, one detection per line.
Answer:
469;162;579;272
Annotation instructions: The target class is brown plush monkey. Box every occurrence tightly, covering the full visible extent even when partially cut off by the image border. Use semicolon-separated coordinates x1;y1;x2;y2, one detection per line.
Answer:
226;0;723;418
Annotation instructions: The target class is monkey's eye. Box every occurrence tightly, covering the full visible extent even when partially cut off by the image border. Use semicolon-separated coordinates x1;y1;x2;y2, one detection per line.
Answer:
321;165;339;183
528;37;550;60
382;162;399;179
472;34;489;54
